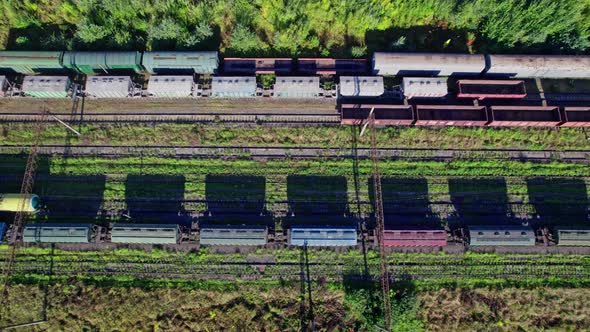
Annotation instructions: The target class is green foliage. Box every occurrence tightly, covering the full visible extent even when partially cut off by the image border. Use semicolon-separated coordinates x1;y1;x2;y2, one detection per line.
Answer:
391;289;425;332
76;21;109;43
2;0;590;54
257;74;275;89
228;24;265;55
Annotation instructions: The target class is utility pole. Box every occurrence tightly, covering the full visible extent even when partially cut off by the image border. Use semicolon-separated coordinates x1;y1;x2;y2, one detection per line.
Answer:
360;108;392;331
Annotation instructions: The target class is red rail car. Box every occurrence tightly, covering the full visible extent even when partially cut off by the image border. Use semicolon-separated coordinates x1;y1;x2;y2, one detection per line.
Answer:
382;227;448;247
415;105;488;126
298;58;368;75
223;58;293;74
489;106;561;127
561;107;590;127
457;79;526;99
340;104;414;126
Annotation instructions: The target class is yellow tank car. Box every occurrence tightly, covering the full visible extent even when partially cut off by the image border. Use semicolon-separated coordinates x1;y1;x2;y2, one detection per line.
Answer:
0;194;40;212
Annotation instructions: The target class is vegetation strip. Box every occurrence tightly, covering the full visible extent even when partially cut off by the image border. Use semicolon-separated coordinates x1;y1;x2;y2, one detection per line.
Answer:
1;123;589;151
2;247;589;288
2;0;589;55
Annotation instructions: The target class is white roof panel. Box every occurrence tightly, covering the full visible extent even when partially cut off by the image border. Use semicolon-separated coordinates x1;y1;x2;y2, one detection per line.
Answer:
211;76;256;98
402;77;448;98
339;76;384;97
373;52;485;76
273;76;320;98
468;225;535;246
147;75;193;98
486;55;590;78
22;75;69;93
84;76;132;98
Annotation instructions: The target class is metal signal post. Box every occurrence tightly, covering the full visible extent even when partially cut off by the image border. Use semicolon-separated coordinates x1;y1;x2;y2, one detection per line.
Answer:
0;107;49;321
360;108;392;331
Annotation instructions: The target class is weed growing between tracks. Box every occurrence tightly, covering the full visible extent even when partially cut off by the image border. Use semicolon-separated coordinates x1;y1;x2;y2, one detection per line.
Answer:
2;123;589;150
3;245;590;289
37;156;589;177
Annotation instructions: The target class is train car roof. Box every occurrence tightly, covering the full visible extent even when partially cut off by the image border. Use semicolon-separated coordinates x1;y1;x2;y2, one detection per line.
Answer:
273;76;321;98
142;51;218;74
339;76;384;97
468;225;535;246
84;76;133;98
211;76;256;97
200;224;268;246
146;75;194;97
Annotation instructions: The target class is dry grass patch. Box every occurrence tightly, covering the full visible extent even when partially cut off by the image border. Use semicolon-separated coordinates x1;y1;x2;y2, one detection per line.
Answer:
1;282;351;331
420;287;590;331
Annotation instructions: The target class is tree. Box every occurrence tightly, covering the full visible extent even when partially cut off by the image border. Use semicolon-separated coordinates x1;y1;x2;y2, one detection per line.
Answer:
76;21;109;43
228;24;265;55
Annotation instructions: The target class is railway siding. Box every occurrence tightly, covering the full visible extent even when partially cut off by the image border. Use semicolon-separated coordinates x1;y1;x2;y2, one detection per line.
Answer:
3;248;589;284
0;145;589;163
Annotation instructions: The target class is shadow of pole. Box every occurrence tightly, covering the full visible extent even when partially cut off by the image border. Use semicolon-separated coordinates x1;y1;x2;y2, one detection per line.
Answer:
41;244;54;322
351;125;370;277
304;243;315;331
299;247;306;332
59;88;82;173
350;125;362;217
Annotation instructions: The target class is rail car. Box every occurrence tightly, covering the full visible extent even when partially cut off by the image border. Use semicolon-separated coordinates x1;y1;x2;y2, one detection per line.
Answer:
456;80;527;100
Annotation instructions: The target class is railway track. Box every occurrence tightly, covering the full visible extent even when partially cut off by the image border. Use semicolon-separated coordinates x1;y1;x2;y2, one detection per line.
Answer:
0;112;341;124
6;257;590;282
1;144;589;162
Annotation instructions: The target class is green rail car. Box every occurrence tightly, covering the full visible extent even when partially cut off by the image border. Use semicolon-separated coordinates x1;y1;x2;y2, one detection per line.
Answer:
62;51;143;74
555;227;590;246
111;224;180;244
0;51;64;74
23;224;92;243
142;51;218;74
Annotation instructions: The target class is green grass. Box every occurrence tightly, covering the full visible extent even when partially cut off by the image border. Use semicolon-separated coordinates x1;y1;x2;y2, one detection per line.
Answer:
1;123;589;150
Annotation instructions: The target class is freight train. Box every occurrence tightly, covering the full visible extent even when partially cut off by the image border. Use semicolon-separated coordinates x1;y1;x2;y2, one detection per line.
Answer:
2;51;590;78
1;220;589;249
1;194;588;249
1;51;590;126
